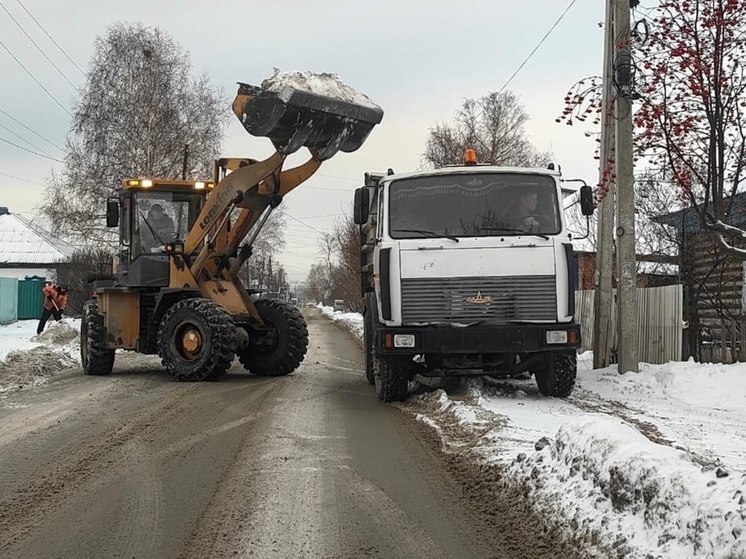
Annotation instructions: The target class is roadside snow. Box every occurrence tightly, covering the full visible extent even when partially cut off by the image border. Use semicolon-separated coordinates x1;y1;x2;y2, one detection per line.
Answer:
319;304;363;342
320;309;746;558
0;319;81;393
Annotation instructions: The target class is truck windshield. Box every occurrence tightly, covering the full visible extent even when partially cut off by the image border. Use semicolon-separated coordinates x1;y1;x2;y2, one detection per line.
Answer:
389;173;561;239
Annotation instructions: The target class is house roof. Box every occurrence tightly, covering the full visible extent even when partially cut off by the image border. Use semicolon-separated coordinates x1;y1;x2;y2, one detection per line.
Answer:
653;192;746;233
0;209;74;265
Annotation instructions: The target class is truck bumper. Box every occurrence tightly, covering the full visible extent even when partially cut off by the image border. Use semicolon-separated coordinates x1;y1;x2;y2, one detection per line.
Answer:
376;323;580;355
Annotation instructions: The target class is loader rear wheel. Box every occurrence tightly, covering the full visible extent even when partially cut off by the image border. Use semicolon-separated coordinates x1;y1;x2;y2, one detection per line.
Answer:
238;299;308;376
373;354;410;403
81;299;115;376
535;352;577;398
158;298;236;382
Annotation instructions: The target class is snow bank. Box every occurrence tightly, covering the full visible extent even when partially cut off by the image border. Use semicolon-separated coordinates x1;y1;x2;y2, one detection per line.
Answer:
0;319;81;393
509;416;746;558
318;305;363;342
262;70;380;109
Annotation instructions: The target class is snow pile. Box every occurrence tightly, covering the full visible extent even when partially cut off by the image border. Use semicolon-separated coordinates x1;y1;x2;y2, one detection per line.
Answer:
318;304;364;342
0;319;81;393
262;70;380;109
0;346;78;393
32;319;79;345
508;417;746;558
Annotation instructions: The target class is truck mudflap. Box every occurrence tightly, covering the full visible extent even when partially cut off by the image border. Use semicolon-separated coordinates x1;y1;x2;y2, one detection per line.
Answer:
375;323;580;355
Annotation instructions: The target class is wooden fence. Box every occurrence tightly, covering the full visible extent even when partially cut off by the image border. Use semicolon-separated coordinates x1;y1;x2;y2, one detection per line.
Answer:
575;284;683;364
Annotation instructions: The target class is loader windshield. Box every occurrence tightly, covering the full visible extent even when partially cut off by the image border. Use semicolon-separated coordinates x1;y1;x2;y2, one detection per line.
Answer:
389;173;561;239
133;191;202;255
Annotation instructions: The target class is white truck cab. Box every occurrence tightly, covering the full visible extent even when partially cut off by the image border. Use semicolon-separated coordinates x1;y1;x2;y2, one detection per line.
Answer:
354;158;594;402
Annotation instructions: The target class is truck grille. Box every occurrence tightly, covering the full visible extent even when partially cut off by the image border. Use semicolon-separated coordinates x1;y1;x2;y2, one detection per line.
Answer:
400;276;557;324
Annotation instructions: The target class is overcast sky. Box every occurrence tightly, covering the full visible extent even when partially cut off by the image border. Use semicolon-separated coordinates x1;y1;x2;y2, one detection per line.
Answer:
0;0;605;281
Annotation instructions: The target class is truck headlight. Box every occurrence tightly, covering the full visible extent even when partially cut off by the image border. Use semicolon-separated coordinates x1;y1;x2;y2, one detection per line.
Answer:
394;334;415;348
546;330;568;344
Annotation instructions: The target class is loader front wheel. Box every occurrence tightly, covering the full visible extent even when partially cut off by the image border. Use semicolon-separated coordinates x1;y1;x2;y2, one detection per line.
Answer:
159;298;236;382
238;299;308;376
81;299;115;376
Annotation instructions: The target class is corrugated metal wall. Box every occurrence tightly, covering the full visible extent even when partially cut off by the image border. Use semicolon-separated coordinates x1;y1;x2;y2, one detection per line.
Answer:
17;279;44;320
0;277;18;324
575;284;683;365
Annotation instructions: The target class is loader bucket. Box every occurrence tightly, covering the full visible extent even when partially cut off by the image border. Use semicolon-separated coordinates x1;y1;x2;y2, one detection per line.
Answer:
233;82;383;160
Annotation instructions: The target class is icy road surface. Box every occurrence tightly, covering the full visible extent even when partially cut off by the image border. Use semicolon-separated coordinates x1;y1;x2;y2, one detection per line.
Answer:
0;309;583;559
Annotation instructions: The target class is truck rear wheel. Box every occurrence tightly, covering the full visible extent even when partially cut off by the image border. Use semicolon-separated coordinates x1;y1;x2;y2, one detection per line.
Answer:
81;299;115;376
373;354;410;402
535;352;577;397
238;299;308;376
158;298;236;382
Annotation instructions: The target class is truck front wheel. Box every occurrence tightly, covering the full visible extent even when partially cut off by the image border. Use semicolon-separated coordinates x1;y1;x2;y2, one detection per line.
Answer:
534;352;577;397
373;354;410;402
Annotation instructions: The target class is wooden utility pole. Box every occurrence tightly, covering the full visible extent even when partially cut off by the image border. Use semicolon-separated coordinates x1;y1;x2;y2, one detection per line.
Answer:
614;0;639;373
593;0;617;369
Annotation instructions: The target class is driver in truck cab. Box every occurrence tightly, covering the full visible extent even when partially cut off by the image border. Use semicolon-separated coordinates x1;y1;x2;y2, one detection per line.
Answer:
512;188;543;233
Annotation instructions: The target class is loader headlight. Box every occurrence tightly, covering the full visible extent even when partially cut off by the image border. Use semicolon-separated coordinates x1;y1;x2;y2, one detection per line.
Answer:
194;181;205;190
141;179;153;188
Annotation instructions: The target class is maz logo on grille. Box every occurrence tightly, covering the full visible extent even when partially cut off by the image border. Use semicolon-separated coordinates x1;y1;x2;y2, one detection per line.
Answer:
465;291;492;305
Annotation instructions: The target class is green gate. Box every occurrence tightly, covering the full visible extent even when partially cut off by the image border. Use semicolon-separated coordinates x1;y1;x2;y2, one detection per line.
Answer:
17;278;45;320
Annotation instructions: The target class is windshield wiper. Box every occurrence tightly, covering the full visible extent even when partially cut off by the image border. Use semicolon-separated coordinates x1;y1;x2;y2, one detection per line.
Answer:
139;210;165;247
480;227;549;240
393;228;460;242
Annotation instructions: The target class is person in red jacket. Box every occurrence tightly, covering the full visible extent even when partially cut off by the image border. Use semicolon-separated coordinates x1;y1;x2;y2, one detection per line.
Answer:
36;282;68;335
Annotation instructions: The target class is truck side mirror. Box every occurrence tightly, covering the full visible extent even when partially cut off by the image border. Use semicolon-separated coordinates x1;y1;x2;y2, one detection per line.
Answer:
580;185;595;216
353;187;369;225
106;198;119;227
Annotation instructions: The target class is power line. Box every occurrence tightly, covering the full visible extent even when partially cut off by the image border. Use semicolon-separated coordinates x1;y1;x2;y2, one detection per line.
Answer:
0;120;54;158
497;0;579;94
277;209;328;234
0;0;80;93
0;135;62;162
0;170;45;186
0;38;72;116
0;106;63;151
14;0;86;77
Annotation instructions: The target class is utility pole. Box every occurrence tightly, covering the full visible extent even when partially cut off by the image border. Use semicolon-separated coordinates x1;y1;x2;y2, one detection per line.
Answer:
614;0;639;373
593;0;617;369
181;144;189;180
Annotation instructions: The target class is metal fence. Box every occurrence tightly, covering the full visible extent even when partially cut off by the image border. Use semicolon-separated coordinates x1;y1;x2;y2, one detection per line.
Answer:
575;284;683;364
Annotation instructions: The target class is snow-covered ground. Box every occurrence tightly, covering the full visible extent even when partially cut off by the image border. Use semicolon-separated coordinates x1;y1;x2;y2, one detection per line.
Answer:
0;319;81;393
319;306;746;559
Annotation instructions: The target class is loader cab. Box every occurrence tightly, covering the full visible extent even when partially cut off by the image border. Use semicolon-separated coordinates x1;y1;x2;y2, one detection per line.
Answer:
109;179;213;287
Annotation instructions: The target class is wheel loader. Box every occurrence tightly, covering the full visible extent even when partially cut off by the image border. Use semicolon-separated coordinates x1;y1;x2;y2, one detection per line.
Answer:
81;76;383;381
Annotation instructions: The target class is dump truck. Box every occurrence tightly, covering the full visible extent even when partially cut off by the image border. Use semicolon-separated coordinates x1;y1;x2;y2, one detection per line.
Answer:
82;73;383;381
354;150;594;402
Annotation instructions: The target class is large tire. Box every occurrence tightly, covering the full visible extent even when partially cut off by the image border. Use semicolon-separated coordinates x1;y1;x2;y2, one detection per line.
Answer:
535;352;577;397
81;299;115;376
373;354;410;402
158;298;236;382
238;299;308;376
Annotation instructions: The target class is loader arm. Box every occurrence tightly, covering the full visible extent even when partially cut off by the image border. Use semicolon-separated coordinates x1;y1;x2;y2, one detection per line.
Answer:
170;80;382;321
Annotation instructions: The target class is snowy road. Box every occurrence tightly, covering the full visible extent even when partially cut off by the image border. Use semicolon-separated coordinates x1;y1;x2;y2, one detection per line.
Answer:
0;309;584;559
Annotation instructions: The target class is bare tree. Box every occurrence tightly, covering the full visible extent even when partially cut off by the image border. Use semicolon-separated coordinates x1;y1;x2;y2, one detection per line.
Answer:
423;91;551;168
42;22;228;245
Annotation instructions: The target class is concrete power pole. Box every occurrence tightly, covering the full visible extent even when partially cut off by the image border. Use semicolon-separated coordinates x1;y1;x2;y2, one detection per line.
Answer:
593;0;617;369
614;0;639;373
